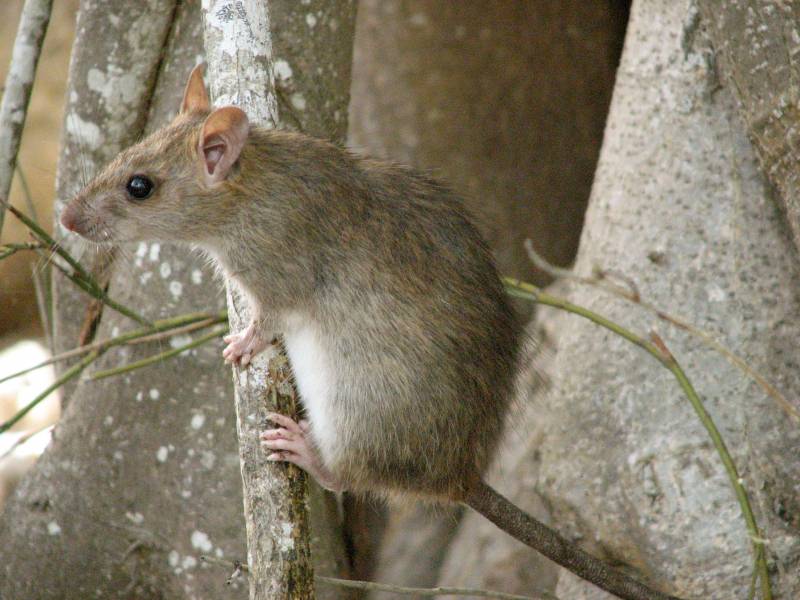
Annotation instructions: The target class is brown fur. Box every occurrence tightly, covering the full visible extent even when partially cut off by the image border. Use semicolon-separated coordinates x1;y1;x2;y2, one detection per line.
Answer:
63;108;520;502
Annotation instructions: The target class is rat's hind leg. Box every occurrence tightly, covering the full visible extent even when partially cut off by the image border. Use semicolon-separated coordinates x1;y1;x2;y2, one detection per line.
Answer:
222;320;270;366
260;412;343;492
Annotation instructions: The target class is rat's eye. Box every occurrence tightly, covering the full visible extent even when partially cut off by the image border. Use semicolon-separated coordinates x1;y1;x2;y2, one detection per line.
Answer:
126;175;154;200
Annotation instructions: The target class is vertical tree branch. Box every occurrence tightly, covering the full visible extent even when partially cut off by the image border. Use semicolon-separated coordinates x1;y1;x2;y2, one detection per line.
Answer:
202;2;358;598
0;0;53;238
201;3;308;598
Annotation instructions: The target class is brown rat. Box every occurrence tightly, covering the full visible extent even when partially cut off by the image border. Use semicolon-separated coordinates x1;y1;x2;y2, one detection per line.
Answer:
60;66;680;600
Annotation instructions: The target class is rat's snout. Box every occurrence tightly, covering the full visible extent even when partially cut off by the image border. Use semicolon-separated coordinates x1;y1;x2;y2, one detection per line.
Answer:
60;202;82;233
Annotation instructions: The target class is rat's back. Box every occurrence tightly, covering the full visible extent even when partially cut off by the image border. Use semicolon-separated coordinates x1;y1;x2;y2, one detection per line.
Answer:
295;156;521;501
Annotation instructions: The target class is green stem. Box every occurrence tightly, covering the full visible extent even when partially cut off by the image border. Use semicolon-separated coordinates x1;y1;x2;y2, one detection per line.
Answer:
504;278;771;600
91;326;228;381
315;575;551;600
0;349;101;434
0;311;227;386
0;242;44;259
1;198;151;326
48;255;151;327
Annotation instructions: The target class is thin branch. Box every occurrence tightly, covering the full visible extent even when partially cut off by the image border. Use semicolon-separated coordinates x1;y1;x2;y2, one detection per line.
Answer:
0;241;44;259
198;556;557;600
0;0;53;238
1;198;151;326
505;278;772;600
16;162;53;349
47;257;151;327
90;326;228;381
15;163;38;222
316;576;556;600
0;424;53;460
0;311;226;385
525;239;798;423
0;349;100;434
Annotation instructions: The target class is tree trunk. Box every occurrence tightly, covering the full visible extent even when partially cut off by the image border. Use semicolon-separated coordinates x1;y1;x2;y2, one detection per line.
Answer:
696;0;800;254
51;0;177;390
0;2;354;598
349;0;626;286
452;1;800;598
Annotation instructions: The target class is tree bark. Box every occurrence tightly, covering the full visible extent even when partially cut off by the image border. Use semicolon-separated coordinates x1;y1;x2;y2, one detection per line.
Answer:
464;1;800;598
0;0;53;237
202;1;357;598
696;0;800;255
201;3;304;598
50;0;178;398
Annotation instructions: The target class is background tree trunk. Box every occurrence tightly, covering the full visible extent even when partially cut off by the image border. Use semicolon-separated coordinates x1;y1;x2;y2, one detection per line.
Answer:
50;0;178;387
0;2;354;597
445;1;800;598
697;0;800;254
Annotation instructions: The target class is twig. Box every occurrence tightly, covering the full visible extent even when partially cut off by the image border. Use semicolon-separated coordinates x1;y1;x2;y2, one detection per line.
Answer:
198;556;556;600
0;349;100;434
505;278;772;600
1;198;151;326
0;311;226;385
316;576;556;600
524;239;798;423
15;163;38;222
90;326;228;381
0;241;44;259
16;162;53;348
0;321;222;432
46;257;151;327
0;0;53;238
0;424;53;460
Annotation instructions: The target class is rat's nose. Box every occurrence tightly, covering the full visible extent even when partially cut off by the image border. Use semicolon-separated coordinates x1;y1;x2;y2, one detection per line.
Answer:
60;204;79;232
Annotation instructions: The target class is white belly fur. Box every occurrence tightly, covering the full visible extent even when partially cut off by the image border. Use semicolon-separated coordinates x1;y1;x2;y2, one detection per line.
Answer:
282;313;336;460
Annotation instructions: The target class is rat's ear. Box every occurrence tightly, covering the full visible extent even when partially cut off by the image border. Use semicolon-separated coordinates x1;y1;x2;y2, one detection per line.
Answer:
181;64;210;114
199;106;250;185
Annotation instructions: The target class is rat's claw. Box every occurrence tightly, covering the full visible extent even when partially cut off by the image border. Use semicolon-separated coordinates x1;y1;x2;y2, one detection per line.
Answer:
222;321;268;367
267;412;304;435
260;414;343;492
261;427;295;441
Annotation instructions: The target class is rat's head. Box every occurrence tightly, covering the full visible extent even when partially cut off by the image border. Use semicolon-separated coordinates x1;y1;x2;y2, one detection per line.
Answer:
60;65;249;245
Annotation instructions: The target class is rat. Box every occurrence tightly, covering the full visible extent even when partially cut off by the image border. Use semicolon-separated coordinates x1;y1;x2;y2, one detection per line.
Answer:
60;65;681;600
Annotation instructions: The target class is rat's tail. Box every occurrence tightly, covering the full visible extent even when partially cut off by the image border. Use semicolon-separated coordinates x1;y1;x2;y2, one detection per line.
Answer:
465;480;683;600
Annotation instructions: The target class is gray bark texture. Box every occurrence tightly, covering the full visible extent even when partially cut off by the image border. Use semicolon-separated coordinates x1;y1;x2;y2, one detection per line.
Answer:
447;1;800;598
0;0;53;237
51;0;178;375
697;0;800;255
201;0;356;598
0;1;354;598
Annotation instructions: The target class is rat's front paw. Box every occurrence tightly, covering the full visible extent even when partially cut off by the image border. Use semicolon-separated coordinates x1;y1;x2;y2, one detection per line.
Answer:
222;321;268;366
